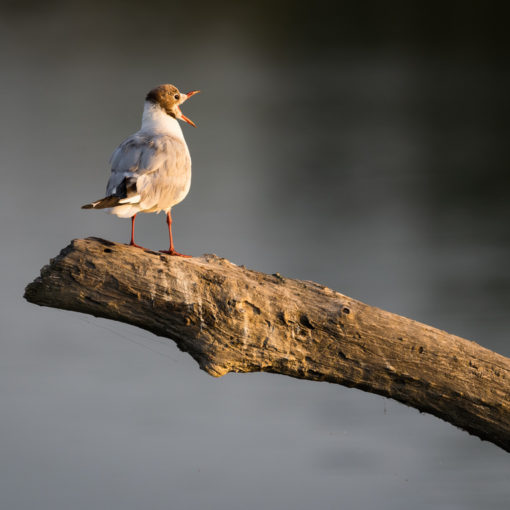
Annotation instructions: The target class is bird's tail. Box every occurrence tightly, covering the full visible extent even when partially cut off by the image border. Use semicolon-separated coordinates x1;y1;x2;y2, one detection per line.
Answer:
81;196;123;209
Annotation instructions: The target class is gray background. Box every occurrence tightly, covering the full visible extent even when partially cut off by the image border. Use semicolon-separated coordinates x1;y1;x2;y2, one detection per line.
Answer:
1;1;509;509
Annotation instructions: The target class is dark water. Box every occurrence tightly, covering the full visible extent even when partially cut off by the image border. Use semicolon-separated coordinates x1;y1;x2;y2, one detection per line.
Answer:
1;3;509;509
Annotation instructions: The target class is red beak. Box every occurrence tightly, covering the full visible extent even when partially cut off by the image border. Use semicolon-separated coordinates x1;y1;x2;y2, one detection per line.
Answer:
180;113;196;127
180;90;200;127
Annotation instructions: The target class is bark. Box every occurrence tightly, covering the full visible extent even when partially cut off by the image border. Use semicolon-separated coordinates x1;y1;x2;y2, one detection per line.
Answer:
24;237;510;452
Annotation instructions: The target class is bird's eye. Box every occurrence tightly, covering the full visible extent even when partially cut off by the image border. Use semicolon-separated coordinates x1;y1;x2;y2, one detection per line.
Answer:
174;94;180;100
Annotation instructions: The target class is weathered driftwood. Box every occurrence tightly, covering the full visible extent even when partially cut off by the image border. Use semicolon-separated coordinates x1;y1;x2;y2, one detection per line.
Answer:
24;237;510;452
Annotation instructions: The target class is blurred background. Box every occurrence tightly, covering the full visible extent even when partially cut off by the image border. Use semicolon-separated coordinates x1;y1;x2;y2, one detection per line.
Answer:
1;1;509;508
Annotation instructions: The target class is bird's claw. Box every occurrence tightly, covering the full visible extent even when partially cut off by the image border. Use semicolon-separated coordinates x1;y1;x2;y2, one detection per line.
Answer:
159;249;192;258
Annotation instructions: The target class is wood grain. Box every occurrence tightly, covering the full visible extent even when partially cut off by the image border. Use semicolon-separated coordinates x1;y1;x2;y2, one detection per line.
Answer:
24;237;510;452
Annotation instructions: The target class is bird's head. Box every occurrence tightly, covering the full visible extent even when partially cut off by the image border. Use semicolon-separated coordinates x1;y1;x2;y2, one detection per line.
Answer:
145;84;200;127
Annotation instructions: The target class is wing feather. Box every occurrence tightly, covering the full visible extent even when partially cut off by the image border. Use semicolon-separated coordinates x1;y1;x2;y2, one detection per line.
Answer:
106;133;191;213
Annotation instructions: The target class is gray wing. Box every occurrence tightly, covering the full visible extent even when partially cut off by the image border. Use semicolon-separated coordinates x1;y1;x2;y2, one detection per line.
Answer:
106;134;191;211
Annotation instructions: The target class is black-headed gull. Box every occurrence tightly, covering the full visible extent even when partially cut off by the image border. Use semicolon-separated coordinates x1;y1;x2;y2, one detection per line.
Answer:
82;84;200;257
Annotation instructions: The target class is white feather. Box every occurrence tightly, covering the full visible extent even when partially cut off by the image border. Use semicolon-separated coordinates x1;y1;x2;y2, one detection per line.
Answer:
140;101;185;140
104;205;140;218
118;195;141;204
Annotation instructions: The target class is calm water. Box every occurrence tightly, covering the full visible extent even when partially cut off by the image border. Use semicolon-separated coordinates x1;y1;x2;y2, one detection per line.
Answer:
1;3;509;509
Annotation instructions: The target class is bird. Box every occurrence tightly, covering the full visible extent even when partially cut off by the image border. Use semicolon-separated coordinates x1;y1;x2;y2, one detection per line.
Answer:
82;84;200;257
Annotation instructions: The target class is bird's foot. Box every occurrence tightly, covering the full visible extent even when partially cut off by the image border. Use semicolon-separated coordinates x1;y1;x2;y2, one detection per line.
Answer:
127;242;146;250
159;249;192;258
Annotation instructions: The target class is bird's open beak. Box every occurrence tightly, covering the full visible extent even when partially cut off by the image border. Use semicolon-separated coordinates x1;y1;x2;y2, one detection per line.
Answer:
179;90;200;127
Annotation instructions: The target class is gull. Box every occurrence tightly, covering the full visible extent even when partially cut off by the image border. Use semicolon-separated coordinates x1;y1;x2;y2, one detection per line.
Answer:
82;84;200;257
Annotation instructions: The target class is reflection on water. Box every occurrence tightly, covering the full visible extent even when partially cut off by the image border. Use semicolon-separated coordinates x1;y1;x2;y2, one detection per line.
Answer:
1;3;509;510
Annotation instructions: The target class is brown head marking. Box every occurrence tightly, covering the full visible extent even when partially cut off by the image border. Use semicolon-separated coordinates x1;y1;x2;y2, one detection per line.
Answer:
145;84;182;118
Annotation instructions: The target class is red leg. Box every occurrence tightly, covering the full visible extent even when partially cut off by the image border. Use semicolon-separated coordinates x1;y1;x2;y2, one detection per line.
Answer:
160;211;191;257
127;214;145;249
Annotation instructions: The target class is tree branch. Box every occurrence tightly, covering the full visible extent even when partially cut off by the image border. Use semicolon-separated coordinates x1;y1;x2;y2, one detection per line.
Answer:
24;237;510;452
